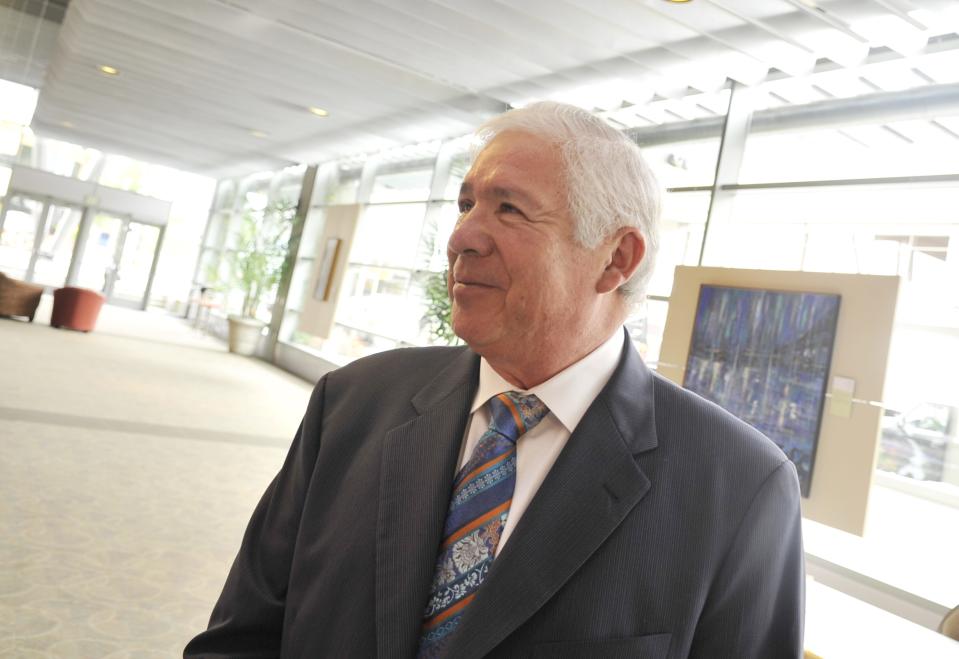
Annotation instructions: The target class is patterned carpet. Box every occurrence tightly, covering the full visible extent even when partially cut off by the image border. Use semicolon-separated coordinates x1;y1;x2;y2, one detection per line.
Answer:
1;298;313;657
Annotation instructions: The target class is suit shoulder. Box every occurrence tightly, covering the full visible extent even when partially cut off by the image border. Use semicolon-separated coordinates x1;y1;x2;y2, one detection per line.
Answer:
331;345;465;376
321;345;468;396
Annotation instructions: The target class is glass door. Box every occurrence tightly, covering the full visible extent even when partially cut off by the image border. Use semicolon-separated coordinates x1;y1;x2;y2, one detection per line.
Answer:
111;221;160;308
32;203;82;288
75;213;124;295
74;213;161;309
0;194;45;281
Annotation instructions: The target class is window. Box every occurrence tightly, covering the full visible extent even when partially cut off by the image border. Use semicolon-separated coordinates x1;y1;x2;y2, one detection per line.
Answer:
691;80;959;612
326;164;362;205
369;160;434;203
640;138;721;189
741;118;959;183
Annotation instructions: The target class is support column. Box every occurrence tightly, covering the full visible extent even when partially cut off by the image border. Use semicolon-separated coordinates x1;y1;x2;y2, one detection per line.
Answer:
0;191;11;238
267;165;318;362
142;224;165;310
25;198;51;281
698;82;757;266
65;206;95;286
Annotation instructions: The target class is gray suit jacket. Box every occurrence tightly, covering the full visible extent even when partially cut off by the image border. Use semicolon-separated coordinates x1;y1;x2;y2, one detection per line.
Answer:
185;335;804;658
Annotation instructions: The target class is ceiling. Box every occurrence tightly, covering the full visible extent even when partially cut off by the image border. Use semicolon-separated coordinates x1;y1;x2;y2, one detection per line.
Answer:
3;0;958;179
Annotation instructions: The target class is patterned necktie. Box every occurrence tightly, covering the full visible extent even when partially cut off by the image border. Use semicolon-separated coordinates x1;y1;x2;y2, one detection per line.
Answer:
417;391;549;658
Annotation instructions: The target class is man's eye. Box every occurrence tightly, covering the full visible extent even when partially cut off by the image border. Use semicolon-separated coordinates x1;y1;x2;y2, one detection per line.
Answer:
499;203;520;213
458;200;473;214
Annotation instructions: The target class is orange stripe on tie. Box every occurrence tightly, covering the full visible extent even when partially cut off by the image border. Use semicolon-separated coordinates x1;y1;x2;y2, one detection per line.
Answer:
424;593;476;629
498;393;526;433
442;500;511;549
455;450;513;489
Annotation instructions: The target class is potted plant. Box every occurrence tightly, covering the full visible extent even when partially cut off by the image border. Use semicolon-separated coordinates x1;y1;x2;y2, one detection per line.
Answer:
422;269;461;346
225;201;295;355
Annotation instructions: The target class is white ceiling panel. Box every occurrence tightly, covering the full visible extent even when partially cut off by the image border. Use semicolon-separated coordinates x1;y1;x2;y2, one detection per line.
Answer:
1;0;951;179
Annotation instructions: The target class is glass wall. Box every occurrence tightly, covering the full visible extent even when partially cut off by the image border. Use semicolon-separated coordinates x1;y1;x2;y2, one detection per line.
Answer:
281;144;460;364
0;101;215;307
724;100;959;499
196;166;305;324
678;74;959;612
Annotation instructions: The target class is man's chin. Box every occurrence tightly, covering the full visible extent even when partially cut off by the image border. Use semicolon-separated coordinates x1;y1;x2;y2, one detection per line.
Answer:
450;316;495;352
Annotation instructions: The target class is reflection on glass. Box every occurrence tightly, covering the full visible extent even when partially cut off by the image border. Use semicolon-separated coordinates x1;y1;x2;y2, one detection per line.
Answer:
0;196;42;280
882;321;959;493
335;264;420;342
0;121;22;156
729;183;959;226
112;222;160;304
639;139;721;189
740;115;959;183
285;257;313;314
350;204;426;270
20;137;103;179
194;249;217;287
293;323;400;365
297;207;327;259
441;152;471;201
327;165;362;204
32;205;80;287
0;166;11;196
625;299;669;369
648;190;711;297
76;214;123;293
704;223;807;272
370;165;433;203
420;202;458;273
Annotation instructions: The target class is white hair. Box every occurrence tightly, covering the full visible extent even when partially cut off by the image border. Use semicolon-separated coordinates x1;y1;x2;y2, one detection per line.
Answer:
472;101;661;305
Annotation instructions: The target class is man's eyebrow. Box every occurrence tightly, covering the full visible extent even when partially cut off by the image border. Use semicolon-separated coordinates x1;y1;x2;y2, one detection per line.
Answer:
458;181;538;207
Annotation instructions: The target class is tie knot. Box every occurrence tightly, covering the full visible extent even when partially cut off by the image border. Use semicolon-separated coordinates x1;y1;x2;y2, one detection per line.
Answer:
487;391;549;443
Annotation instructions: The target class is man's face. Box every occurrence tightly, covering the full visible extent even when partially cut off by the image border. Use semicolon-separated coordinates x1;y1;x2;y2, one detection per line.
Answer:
447;131;612;377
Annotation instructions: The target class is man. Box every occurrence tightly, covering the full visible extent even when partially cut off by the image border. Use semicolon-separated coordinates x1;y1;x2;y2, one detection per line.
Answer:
186;102;804;658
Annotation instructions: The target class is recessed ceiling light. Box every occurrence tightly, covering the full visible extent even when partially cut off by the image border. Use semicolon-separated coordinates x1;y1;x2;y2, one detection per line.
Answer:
61;120;74;128
251;130;269;138
98;65;119;76
308;106;329;117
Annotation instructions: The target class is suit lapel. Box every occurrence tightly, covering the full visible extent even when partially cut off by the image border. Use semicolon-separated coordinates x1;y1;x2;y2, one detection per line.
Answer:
444;337;660;659
375;348;480;659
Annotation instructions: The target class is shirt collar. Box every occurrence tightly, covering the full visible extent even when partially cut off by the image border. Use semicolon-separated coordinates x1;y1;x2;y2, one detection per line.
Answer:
471;328;625;434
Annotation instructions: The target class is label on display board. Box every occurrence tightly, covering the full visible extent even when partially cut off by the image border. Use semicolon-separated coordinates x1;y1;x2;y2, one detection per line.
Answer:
829;376;856;419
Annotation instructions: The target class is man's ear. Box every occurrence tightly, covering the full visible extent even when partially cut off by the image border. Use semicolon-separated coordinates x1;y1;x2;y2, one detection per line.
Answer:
596;227;645;294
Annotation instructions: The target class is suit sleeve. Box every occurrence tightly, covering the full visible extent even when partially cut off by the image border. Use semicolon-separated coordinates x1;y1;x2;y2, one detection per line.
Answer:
689;458;805;659
183;375;328;659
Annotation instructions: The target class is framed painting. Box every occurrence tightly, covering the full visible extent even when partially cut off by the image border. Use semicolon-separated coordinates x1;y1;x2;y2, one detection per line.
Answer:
683;285;841;496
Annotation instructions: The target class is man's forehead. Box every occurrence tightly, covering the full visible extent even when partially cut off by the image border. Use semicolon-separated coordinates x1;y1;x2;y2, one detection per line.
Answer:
459;133;563;204
474;131;557;165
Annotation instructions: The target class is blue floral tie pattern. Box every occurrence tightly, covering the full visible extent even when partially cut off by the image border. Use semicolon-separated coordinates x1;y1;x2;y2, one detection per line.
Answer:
417;391;549;658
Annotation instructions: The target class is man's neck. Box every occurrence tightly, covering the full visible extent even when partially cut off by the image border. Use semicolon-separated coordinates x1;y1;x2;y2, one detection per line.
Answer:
484;326;623;390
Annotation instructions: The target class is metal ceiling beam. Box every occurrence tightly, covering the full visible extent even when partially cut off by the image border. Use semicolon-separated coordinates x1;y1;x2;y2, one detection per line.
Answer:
627;81;959;146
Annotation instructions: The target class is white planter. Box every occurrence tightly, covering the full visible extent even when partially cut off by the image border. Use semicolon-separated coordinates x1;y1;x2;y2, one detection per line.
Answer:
227;315;266;355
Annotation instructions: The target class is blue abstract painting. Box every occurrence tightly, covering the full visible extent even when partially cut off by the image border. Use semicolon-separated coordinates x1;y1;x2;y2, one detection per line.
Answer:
683;285;841;497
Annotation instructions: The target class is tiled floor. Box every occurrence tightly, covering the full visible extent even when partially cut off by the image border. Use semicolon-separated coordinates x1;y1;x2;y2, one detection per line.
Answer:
1;299;313;656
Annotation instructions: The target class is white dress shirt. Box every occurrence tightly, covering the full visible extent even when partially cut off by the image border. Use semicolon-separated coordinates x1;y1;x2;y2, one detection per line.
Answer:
457;329;625;554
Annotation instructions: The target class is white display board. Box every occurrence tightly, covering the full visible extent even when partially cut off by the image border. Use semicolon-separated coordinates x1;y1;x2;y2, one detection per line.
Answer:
659;266;900;536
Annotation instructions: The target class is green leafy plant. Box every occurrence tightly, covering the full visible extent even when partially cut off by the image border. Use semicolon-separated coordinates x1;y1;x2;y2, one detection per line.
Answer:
424;270;460;345
227;201;296;319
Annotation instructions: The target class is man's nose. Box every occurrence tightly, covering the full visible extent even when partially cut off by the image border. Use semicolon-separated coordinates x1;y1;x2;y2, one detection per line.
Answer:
447;206;494;257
